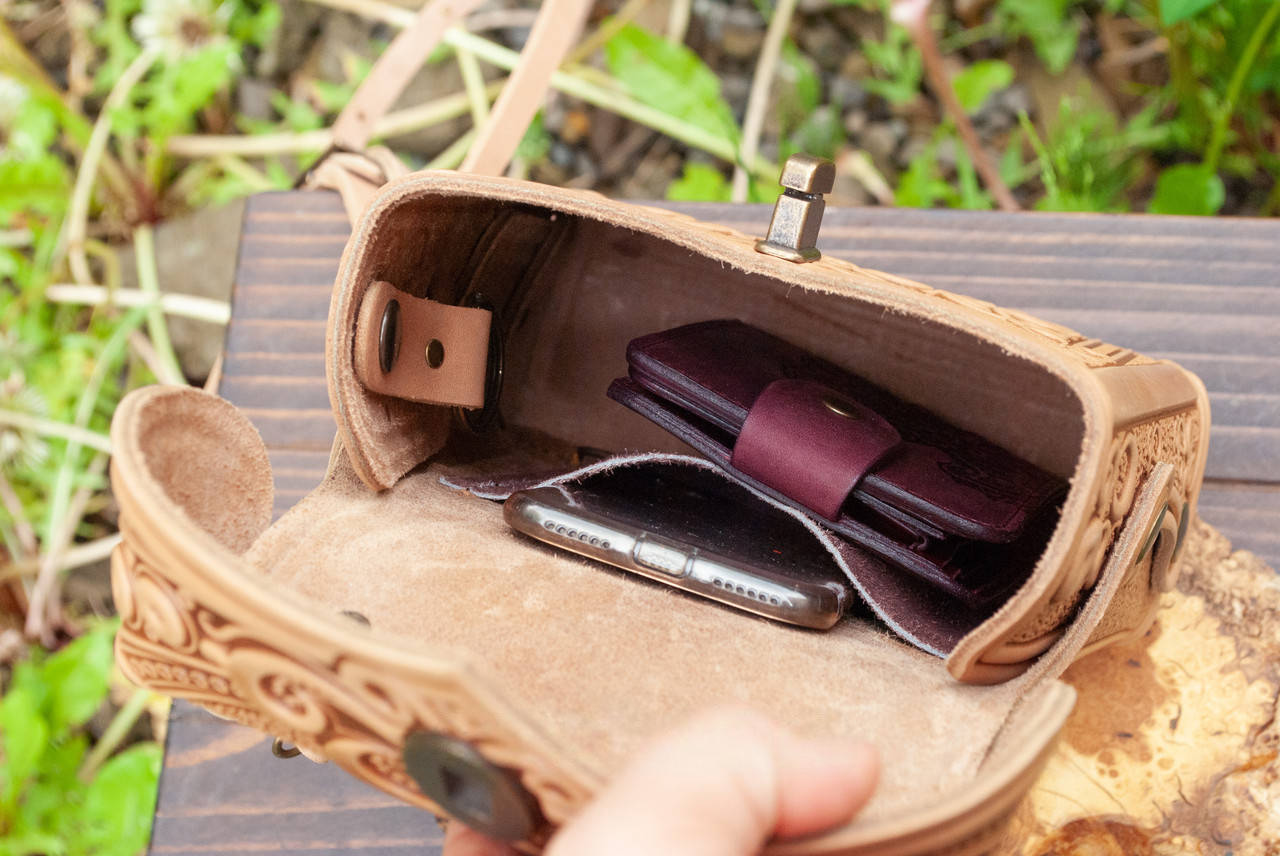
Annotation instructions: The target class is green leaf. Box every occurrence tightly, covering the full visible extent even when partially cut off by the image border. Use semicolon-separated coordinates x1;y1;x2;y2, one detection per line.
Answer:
895;143;950;208
998;0;1078;74
605;23;740;144
952;60;1014;113
777;40;821;136
1159;0;1220;25
665;162;730;201
784;106;845;161
0;686;48;805
42;620;117;736
269;90;325;133
73;743;162;855
1148;164;1225;215
862;25;923;105
953;148;993;210
135;43;239;140
515;112;552;163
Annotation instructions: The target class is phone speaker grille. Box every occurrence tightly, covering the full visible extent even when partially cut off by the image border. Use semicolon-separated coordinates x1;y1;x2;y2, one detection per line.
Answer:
709;577;782;607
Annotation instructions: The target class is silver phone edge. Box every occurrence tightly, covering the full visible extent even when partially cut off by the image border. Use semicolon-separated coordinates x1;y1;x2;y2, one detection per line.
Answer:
503;492;843;630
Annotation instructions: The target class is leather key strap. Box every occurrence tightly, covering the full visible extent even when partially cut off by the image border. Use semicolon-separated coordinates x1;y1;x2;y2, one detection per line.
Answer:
354;281;493;409
731;379;902;521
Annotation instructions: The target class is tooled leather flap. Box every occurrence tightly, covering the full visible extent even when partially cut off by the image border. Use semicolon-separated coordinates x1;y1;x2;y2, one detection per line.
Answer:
354;281;492;409
729;379;901;521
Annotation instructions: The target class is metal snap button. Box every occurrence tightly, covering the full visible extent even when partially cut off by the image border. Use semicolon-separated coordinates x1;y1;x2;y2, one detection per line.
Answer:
402;730;542;842
823;394;860;419
378;299;401;374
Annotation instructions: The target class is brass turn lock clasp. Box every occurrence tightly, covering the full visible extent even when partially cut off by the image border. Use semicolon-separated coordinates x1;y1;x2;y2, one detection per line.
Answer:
755;154;836;263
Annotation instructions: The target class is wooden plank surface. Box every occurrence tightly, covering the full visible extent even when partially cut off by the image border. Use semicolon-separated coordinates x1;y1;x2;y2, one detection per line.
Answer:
153;191;1280;856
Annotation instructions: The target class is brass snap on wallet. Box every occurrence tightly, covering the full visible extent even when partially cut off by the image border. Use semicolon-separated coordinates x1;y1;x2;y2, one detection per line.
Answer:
109;170;1210;854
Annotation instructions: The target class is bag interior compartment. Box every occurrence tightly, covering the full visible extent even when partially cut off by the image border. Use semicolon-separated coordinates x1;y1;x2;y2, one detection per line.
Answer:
351;196;1085;484
331;195;1088;653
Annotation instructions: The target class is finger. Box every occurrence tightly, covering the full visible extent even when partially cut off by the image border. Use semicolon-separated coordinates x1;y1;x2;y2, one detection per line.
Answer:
546;706;879;856
441;822;520;856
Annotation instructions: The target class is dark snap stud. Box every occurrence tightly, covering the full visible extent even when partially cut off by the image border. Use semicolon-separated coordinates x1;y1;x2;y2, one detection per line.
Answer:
402;730;542;842
378;299;401;374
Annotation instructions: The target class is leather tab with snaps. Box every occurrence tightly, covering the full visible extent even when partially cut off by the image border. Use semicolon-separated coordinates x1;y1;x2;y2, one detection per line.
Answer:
354;281;493;409
730;378;902;521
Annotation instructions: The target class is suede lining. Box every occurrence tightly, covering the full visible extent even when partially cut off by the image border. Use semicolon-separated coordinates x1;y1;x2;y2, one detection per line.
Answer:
244;450;1033;823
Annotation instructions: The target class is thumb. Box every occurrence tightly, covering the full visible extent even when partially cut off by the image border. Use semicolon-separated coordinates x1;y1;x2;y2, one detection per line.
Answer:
546;706;879;856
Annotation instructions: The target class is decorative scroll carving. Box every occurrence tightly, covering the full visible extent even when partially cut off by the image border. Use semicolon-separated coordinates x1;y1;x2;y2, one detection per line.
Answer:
110;518;595;840
1009;408;1203;647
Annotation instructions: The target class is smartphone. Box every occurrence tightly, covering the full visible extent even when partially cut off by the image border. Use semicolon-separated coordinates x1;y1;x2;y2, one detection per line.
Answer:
503;463;853;629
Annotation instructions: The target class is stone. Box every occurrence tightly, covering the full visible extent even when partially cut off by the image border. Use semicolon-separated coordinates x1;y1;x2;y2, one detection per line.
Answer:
796;21;846;71
830;75;869;113
858;119;904;171
118;201;245;383
235;77;275;123
843;107;868;138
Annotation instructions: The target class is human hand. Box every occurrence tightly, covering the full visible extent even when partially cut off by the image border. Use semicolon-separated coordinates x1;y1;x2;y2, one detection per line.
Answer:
441;706;880;856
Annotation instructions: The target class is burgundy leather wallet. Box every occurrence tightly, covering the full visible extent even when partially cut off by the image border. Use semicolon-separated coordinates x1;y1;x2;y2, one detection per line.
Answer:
607;320;1066;608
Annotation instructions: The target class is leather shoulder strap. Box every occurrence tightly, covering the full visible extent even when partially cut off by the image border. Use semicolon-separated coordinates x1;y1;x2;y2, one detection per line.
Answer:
328;0;592;185
460;0;592;174
330;0;488;154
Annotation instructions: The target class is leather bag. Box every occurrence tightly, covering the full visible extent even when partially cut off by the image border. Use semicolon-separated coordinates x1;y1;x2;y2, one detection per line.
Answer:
106;4;1211;852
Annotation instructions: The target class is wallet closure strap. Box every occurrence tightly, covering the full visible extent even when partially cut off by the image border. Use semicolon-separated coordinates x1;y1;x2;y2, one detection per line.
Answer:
730;379;902;521
354;280;493;409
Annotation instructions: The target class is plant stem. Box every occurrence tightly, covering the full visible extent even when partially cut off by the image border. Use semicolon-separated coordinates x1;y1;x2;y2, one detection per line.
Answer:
666;0;693;43
133;225;186;385
212;154;278;192
0;409;113;454
733;0;797;201
899;2;1019;211
62;46;159;285
0;230;33;248
1203;0;1280;175
79;687;153;782
27;304;145;640
426;129;478;170
0;471;38;558
129;331;183;387
455;46;491;128
566;0;650;65
44;283;232;323
165;84;501;157
0;534;121;583
26;453;108;642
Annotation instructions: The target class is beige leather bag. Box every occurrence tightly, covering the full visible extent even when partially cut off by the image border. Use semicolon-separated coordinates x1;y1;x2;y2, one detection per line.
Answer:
107;5;1210;853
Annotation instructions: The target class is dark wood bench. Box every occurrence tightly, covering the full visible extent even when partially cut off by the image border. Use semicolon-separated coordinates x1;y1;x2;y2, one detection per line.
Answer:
148;194;1280;856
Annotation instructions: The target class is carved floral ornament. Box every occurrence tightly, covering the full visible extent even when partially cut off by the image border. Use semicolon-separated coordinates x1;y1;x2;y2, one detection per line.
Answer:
110;523;595;834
